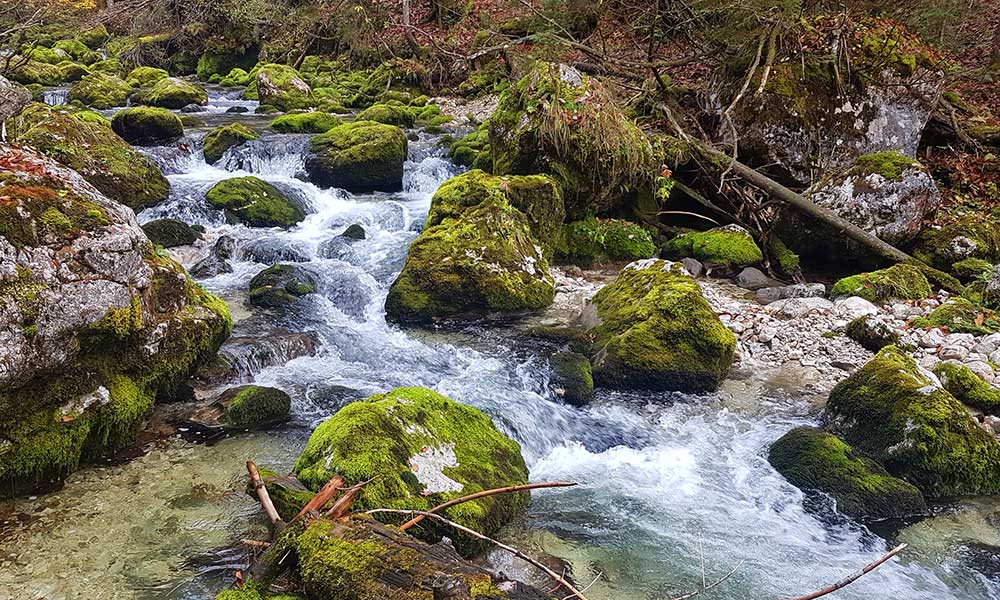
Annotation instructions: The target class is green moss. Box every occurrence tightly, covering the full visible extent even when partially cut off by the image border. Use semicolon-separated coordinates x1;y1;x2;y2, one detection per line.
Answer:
89;295;144;338
142;219;199;248
197;50;259;82
556;218;656;265
78;24;110;49
826;346;1000;497
206;177;304;228
137;77;208;109
590;259;736;392
550;351;594;406
356;103;415;128
203;123;259;165
933;363;1000;415
82;374;154;458
844;315;899;352
831;264;932;303
768;426;925;520
248;264;317;307
219;386;291;430
770;237;801;275
255;64;314;111
911;298;1000;335
5;60;63;86
350;58;427;107
111;107;184;145
853;151;921;181
305;121;408;193
662;225;763;267
24;46;65;65
270;112;342;134
57;61;90;82
67;72;131;109
294;387;529;555
952;258;994;282
126;66;169;88
446;124;491;169
53;39;91;60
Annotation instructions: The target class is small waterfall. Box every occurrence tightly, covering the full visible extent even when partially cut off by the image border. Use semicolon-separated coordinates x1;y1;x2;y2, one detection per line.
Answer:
42;88;69;106
216;136;309;176
217;330;321;380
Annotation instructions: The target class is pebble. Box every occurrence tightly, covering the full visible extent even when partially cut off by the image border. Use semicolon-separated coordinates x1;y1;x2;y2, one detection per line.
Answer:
764;297;834;319
919;329;946;349
736;267;771;290
966;361;996;383
833;296;880;320
940;345;970;361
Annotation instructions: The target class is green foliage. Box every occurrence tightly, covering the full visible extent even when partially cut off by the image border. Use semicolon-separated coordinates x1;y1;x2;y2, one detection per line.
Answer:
662;225;763;267
831;264;932;303
197;50;259;81
206;177;304;228
203;123;259;165
556;218;656;265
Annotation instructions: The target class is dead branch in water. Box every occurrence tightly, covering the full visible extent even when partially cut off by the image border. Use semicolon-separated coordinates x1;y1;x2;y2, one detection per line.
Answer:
667;559;745;600
783;544;908;600
367;508;593;600
399;481;577;532
246;461;283;529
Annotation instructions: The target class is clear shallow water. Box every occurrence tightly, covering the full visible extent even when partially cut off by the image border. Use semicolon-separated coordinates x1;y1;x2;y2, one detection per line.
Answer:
2;92;1000;600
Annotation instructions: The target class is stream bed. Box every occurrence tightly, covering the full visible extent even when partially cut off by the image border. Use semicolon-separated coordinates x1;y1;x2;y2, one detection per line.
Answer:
2;91;1000;600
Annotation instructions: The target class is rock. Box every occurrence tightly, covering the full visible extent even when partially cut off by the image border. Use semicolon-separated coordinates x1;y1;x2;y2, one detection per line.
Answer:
933;363;1000;414
196;50;259;82
764;297;834;319
206;177;305;228
356;103;416;128
9;104;169;210
826;346;1000;497
189;236;236;278
918;328;946;349
305;121;408;193
248;264;317;308
977;333;1000;356
983;265;1000;310
940;345;970;362
663;225;763;269
756;283;827;304
110;106;184;145
911;214;1000;271
270;112;342;134
226;106;249;114
215;385;291;430
293;387;529;556
830;264;932;303
736;267;771;290
0;145;232;497
952;257;993;283
255;63;313;111
844;315;899;352
57;61;90;83
586;259;736;393
555;218;656;265
0;75;31;123
196;328;321;385
549;351;594;406
911;298;1000;335
342;224;366;240
768;427;925;521
5;59;63;86
67;71;131;108
489;62;655;218
202;123;259;165
681;257;704;278
125;66;169;88
385;171;557;324
141;219;200;248
241;238;311;264
137;77;208;110
180;103;204;113
351;57;428;106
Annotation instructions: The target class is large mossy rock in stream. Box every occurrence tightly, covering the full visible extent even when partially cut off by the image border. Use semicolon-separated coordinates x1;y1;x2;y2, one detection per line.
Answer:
769;426;926;521
489;62;656;219
6;60;64;86
586;259;736;393
66;71;132;109
356;102;415;128
141;218;200;248
206;177;305;228
248;264;317;308
270;112;342;134
57;61;91;83
255;64;314;111
293;387;529;556
9;103;169;211
826;346;1000;497
830;264;932;304
136;77;209;110
662;224;763;269
304;120;408;193
125;66;169;88
111;106;184;146
385;171;558;324
203;123;259;165
0;145;232;498
216;385;291;430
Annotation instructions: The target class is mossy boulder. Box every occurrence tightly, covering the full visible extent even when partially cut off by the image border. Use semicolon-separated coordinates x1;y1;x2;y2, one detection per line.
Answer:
270;112;342;133
196;50;259;82
446;124;491;169
216;385;291;430
550;351;594;406
769;427;926;521
350;58;428;107
844;315;899;352
305;121;407;193
911;298;1000;335
137;77;208;109
555;218;656;265
57;61;90;82
78;24;110;49
489;62;655;218
385;177;557;324
141;219;199;248
952;258;994;283
256;64;313;111
125;66;169;88
111;106;184;146
206;177;304;228
9;104;169;210
356;103;415;128
67;71;131;109
0;145;232;498
587;259;736;393
662;225;763;268
53;39;91;61
248;264;317;308
293;387;529;555
830;264;932;303
24;46;66;65
203;123;259;165
5;60;63;86
933;363;1000;415
826;346;1000;497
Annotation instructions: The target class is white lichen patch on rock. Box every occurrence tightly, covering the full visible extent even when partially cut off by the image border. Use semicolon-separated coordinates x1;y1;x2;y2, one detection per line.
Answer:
409;443;463;495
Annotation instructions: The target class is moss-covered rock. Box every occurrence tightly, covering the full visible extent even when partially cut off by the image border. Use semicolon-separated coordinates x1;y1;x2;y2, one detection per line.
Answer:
911;298;1000;335
248;264;317;308
256;64;313;111
67;71;131;109
555;218;656;265
933;363;1000;415
844;315;899;352
662;225;763;268
294;387;529;555
270;112;342;133
305;121;407;193
24;46;66;65
489;62;656;218
826;346;1000;497
911;213;1000;272
53;39;91;61
78;24;110;50
111;106;184;146
57;61;90;82
768;426;926;521
830;264;932;303
216;385;291;430
385;179;556;324
587;259;735;392
952;258;994;283
5;60;63;86
243;468;314;521
356;103;415;128
137;77;208;109
350;58;427;107
141;219;199;248
446;123;491;169
9;103;169;210
125;66;169;88
550;351;594;406
203;123;259;165
196;50;259;82
206;177;304;228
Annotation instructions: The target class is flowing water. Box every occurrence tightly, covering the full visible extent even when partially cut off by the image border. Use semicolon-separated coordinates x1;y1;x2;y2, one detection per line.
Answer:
2;91;1000;600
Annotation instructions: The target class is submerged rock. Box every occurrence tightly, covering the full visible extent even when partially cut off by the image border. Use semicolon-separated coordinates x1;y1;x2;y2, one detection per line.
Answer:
304;120;407;192
769;426;926;521
111;106;184;145
206;177;305;228
293;387;529;556
189;236;236;278
587;259;736;393
141;219;200;248
203;123;259;165
216;385;291;430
